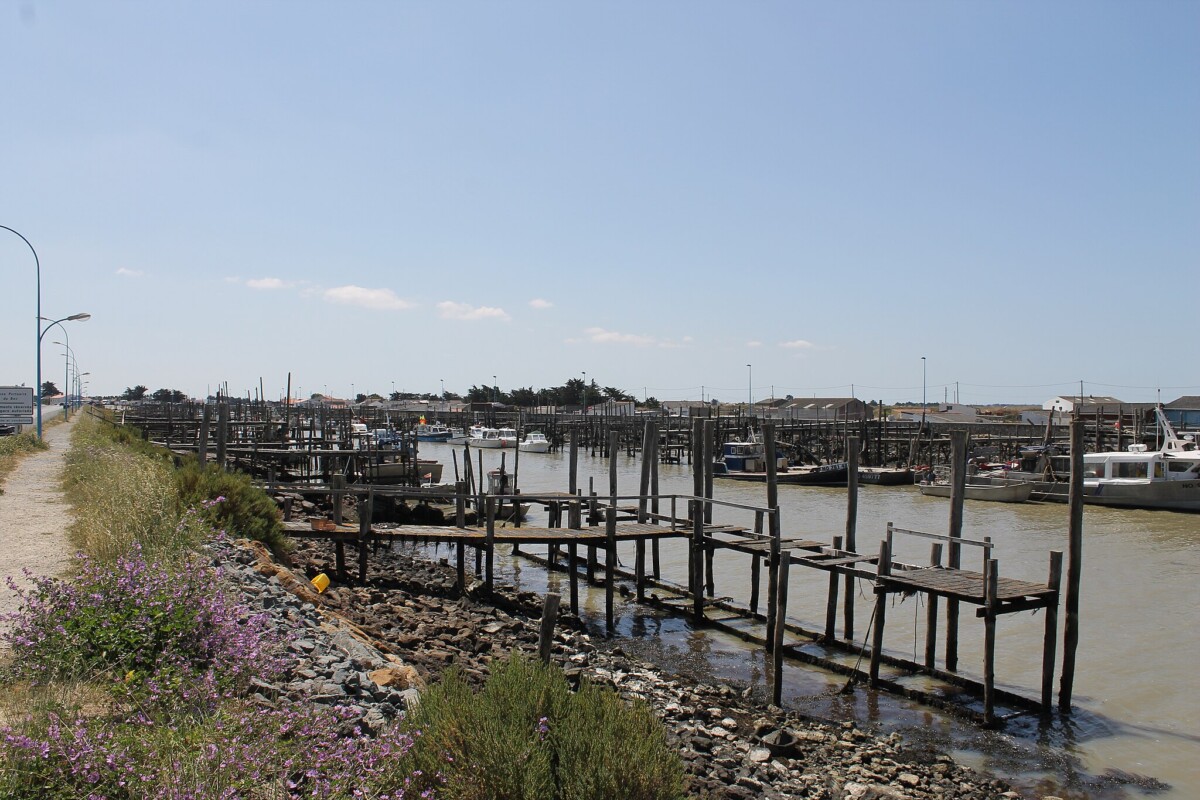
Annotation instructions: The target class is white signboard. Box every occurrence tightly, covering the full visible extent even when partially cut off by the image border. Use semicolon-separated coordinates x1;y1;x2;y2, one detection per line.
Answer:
0;386;35;425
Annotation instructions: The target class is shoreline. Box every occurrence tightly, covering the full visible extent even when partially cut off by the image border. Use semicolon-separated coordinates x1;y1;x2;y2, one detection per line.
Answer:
215;533;1057;800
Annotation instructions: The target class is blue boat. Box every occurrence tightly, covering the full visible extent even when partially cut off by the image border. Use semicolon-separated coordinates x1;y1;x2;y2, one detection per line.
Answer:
414;421;453;442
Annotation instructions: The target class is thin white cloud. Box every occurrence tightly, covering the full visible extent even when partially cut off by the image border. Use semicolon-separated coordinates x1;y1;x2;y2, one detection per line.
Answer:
246;277;291;290
529;298;553;310
779;339;816;350
116;267;144;277
584;327;657;347
438;301;510;321
324;285;414;311
747;340;763;348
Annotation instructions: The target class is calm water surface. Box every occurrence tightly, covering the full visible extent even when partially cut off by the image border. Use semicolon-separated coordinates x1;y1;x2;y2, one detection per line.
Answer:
420;442;1200;798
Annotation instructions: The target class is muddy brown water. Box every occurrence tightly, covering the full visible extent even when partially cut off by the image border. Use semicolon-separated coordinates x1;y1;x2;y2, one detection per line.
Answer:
417;441;1200;799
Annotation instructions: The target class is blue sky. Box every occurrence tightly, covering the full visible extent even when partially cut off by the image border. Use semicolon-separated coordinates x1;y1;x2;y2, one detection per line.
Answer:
2;2;1196;405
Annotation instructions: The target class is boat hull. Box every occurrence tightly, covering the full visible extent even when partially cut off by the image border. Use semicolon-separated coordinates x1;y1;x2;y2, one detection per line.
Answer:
715;462;849;485
918;481;1033;503
519;441;550;453
858;467;914;486
980;472;1200;512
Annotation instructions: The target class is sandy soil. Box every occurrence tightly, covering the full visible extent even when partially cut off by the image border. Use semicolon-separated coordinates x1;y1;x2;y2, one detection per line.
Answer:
0;418;76;636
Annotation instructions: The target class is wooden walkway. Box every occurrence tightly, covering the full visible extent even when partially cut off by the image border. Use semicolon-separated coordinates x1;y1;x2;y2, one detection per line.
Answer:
283;519;702;546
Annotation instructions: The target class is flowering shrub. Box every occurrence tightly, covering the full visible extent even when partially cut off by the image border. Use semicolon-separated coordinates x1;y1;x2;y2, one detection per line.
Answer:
0;698;424;799
175;460;287;553
1;542;283;707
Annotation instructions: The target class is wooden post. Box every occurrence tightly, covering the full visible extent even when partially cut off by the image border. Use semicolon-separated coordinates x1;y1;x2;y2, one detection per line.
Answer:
605;505;617;635
569;429;579;495
1060;418;1085;712
869;537;891;687
485;496;496;594
331;474;346;525
216;401;229;470
983;558;999;725
825;535;843;643
946;429;967;672
638;420;653;523
703;419;715;524
650;423;661;578
455;481;466;528
1042;550;1063;712
635;538;646;602
691;417;705;621
749;510;765;614
538;592;561;664
771;556;791;707
764;424;781;651
925;542;943;670
358;490;372;582
568;541;579;615
198;403;211;465
704;542;715;597
844;436;859;641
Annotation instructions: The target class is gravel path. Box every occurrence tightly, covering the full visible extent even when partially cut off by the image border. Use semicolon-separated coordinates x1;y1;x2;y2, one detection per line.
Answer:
0;418;76;636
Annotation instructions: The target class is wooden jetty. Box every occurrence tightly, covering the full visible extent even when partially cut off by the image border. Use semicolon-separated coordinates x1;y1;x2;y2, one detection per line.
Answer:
105;401;1087;726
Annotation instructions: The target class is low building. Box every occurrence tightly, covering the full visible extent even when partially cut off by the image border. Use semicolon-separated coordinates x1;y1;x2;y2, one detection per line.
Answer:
1164;396;1200;431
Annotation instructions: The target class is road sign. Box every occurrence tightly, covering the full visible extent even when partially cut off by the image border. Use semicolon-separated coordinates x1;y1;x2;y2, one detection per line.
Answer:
0;418;34;426
0;387;35;418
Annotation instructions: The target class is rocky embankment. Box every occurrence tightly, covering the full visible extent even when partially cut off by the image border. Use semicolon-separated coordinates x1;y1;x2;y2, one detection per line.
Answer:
212;535;1047;800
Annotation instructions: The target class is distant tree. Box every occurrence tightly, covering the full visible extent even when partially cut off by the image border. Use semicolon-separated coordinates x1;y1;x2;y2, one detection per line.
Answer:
466;385;492;403
41;381;60;398
642;396;661;410
389;391;401;401
509;387;537;407
355;393;367;404
149;388;186;403
122;385;148;401
310;392;324;400
603;386;634;402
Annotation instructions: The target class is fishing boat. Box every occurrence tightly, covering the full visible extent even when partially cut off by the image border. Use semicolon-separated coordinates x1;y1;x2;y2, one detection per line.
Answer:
495;427;519;448
519;431;551;453
998;407;1200;512
857;467;915;485
413;420;453;442
713;437;848;485
918;479;1034;503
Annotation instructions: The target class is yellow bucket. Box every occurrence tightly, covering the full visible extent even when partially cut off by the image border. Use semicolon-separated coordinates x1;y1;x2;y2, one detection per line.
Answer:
311;573;330;593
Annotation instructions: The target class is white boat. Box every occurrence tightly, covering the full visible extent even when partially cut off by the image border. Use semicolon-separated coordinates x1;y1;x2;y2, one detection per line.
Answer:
495;427;519;448
469;427;504;449
519;431;551;453
1002;406;1200;512
918;479;1034;503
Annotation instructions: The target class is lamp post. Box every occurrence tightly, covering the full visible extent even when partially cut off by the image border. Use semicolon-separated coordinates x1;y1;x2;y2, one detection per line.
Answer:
76;372;90;408
40;313;90;423
492;375;497;403
921;356;927;430
51;340;76;419
1;225;43;437
747;364;752;419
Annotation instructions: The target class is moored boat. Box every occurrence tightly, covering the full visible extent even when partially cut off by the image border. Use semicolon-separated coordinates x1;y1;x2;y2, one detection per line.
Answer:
469;427;504;449
918;479;1034;503
858;467;915;485
414;421;453;442
519;431;551;453
713;437;848;485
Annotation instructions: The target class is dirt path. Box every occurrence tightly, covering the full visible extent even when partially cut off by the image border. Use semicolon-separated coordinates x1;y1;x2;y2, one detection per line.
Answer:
0;418;76;632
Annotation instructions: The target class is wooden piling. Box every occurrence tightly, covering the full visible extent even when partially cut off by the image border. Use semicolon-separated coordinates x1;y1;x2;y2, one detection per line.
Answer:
844;436;859;641
605;505;617;635
825;535;843;643
771;556;791;706
869;537;891;686
1042;550;1063;712
1060;418;1085;712
764;424;780;651
538;592;561;664
946;430;967;672
983;558;998;724
925;542;943;670
691;417;705;621
198;403;211;465
485;496;496;594
358;490;372;581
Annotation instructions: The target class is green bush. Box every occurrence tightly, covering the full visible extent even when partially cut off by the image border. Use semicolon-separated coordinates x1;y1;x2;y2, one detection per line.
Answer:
174;460;287;553
395;653;684;800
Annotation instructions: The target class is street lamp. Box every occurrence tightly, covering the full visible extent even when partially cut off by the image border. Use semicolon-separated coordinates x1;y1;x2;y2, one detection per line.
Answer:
1;225;43;437
493;375;497;403
40;313;90;423
747;364;752;419
921;356;927;431
52;340;76;418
